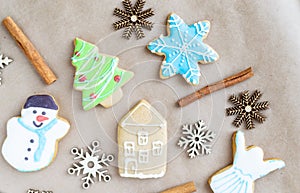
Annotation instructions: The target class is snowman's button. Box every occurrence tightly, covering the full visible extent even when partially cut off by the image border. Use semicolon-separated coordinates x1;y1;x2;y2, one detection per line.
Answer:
25;157;28;161
27;148;31;152
30;139;34;143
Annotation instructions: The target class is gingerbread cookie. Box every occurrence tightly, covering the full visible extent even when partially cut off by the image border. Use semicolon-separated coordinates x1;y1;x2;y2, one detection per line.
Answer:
2;94;70;172
147;13;219;85
208;131;285;193
118;100;167;179
72;38;134;110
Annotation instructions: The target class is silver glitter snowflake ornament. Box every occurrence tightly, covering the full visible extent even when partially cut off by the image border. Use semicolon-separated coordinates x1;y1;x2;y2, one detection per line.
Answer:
67;140;114;189
178;120;216;158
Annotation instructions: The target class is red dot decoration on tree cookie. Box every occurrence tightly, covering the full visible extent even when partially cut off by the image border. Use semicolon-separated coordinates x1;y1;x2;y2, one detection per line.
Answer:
79;75;87;82
90;93;98;100
75;51;80;57
114;75;121;83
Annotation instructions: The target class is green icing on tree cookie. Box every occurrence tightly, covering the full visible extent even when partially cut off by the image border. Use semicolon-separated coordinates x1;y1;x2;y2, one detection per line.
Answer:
72;38;134;110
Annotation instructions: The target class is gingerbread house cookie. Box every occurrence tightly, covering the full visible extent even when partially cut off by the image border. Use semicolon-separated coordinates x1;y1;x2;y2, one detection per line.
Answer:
118;100;167;179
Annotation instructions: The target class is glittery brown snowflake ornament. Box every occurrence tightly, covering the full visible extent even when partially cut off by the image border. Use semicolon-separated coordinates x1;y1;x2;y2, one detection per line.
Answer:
113;0;154;39
226;90;269;130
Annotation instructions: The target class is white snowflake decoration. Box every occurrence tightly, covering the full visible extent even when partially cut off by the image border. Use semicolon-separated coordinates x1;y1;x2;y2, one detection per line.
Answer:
0;53;13;85
67;140;114;189
178;120;216;158
0;54;13;69
0;71;2;86
27;189;52;193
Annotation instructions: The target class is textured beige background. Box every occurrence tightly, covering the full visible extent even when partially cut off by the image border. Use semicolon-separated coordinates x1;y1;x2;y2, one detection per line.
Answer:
0;0;299;192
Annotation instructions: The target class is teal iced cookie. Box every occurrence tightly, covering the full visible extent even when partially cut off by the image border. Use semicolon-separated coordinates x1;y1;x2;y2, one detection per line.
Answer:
147;13;219;85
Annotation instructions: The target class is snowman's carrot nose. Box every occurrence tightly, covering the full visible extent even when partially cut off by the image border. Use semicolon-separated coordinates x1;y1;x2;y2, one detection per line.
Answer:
36;115;49;122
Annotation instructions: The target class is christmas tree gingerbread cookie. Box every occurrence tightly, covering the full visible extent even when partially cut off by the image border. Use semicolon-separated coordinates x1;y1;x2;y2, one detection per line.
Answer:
72;38;134;110
147;13;219;85
2;94;70;172
208;131;285;193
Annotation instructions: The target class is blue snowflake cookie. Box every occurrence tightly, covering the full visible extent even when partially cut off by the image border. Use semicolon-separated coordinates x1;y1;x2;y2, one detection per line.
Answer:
147;13;219;85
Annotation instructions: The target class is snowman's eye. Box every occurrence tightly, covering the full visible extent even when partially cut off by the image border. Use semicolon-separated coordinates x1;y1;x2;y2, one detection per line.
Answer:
42;111;46;115
33;110;37;114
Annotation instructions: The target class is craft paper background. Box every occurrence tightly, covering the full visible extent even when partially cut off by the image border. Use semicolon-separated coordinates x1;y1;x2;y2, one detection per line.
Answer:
0;0;299;192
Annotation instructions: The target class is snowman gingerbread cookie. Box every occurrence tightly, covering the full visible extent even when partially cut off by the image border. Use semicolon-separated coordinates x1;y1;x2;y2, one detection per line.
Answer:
2;94;70;172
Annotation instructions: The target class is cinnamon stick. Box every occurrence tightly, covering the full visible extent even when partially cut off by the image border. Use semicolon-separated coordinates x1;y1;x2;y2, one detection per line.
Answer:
160;181;196;193
2;16;57;85
178;67;254;107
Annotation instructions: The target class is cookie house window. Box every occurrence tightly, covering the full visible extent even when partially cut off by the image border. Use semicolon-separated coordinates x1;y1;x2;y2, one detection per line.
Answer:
124;142;135;157
138;150;149;164
152;141;163;156
138;131;148;146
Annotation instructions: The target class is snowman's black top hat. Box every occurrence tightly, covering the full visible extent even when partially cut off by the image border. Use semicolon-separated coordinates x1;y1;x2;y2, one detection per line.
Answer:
24;95;58;110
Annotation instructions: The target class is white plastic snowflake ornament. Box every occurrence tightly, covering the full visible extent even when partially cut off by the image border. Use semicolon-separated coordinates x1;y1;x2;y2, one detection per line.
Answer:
178;120;216;158
67;140;114;189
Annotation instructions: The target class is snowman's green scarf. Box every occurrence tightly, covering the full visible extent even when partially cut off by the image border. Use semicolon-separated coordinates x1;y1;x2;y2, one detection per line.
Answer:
18;118;58;162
